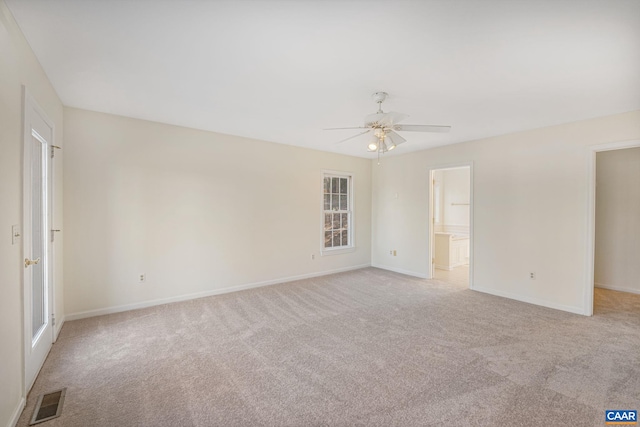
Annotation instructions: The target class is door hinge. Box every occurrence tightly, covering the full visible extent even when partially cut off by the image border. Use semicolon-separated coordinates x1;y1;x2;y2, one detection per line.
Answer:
50;145;62;159
51;229;61;243
51;314;56;326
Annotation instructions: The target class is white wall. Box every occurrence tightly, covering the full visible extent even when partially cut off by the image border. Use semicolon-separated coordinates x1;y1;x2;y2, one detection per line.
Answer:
0;1;64;425
372;111;640;313
433;170;444;231
63;108;371;318
442;168;470;233
595;147;640;294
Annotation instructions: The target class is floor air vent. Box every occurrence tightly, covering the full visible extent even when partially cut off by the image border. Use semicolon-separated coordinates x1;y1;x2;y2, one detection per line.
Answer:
30;388;66;425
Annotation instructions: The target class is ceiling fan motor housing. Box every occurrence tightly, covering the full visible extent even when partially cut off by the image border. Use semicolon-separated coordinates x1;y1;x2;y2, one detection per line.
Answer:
364;113;386;127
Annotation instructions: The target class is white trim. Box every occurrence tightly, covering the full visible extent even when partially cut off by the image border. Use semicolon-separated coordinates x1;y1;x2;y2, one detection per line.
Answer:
321;247;356;256
320;170;355;255
66;264;371;321
7;397;25;427
371;263;428;279
595;283;640;295
429;168;438;279
585;139;640;317
473;285;584;315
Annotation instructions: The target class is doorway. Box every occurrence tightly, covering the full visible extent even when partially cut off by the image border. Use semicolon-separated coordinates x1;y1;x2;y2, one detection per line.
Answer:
23;89;55;392
591;144;640;316
429;164;472;288
586;139;640;316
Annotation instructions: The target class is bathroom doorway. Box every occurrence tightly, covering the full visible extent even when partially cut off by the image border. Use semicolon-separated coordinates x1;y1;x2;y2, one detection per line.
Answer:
592;145;640;315
429;165;472;289
585;140;640;315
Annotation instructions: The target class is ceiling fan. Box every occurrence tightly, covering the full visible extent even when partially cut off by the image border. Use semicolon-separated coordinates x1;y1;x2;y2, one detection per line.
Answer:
325;92;451;156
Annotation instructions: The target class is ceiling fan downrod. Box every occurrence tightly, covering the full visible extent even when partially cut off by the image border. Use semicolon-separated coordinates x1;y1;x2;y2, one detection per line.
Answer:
372;92;388;114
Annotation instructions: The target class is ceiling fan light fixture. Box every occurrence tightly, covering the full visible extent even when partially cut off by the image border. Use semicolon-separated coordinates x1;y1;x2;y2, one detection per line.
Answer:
367;133;380;151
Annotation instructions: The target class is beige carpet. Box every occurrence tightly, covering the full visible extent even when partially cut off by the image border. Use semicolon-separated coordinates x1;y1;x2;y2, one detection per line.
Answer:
17;268;640;426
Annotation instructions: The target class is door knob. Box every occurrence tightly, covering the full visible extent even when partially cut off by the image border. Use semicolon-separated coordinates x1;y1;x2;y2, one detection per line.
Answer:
25;257;40;268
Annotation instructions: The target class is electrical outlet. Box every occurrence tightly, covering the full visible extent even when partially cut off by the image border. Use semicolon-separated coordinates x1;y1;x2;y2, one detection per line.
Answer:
530;272;536;280
390;250;393;255
139;274;146;283
311;254;315;260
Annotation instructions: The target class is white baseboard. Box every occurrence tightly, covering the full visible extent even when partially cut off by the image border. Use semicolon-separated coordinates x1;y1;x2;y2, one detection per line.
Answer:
473;285;585;315
434;264;453;271
595;283;640;295
7;397;25;427
371;263;428;279
66;264;370;321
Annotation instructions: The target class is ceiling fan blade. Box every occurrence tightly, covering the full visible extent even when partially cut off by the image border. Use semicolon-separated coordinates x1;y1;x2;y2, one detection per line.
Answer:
335;130;370;144
385;131;406;146
324;126;369;131
393;124;451;133
378;111;409;127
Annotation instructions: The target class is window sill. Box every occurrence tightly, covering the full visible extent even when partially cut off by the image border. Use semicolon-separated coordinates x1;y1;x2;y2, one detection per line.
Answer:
321;247;355;257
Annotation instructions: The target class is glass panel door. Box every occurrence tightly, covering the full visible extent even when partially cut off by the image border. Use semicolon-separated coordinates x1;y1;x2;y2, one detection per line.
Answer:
31;133;47;340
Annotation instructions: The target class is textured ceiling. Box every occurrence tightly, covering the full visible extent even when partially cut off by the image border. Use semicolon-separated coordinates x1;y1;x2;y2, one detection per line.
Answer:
6;0;640;158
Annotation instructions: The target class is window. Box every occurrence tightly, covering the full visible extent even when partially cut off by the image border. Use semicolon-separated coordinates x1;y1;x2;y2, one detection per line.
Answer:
322;172;353;253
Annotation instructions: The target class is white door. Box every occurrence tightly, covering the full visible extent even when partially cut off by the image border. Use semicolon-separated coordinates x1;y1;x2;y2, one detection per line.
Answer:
23;91;54;391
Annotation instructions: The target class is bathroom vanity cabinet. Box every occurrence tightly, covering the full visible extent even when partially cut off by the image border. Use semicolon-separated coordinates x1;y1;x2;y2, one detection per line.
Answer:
434;232;469;270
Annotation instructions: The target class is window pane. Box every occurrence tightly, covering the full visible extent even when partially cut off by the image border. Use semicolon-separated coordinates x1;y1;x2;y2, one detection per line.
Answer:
325;231;333;248
340;195;347;211
323;174;353;250
333;231;341;247
333;213;341;229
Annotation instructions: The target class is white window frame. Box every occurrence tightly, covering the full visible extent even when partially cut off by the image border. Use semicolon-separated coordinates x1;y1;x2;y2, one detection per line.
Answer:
321;170;355;256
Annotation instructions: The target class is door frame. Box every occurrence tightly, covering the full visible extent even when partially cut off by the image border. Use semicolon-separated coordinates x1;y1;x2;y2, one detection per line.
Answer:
585;139;640;316
427;162;474;289
22;87;56;393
